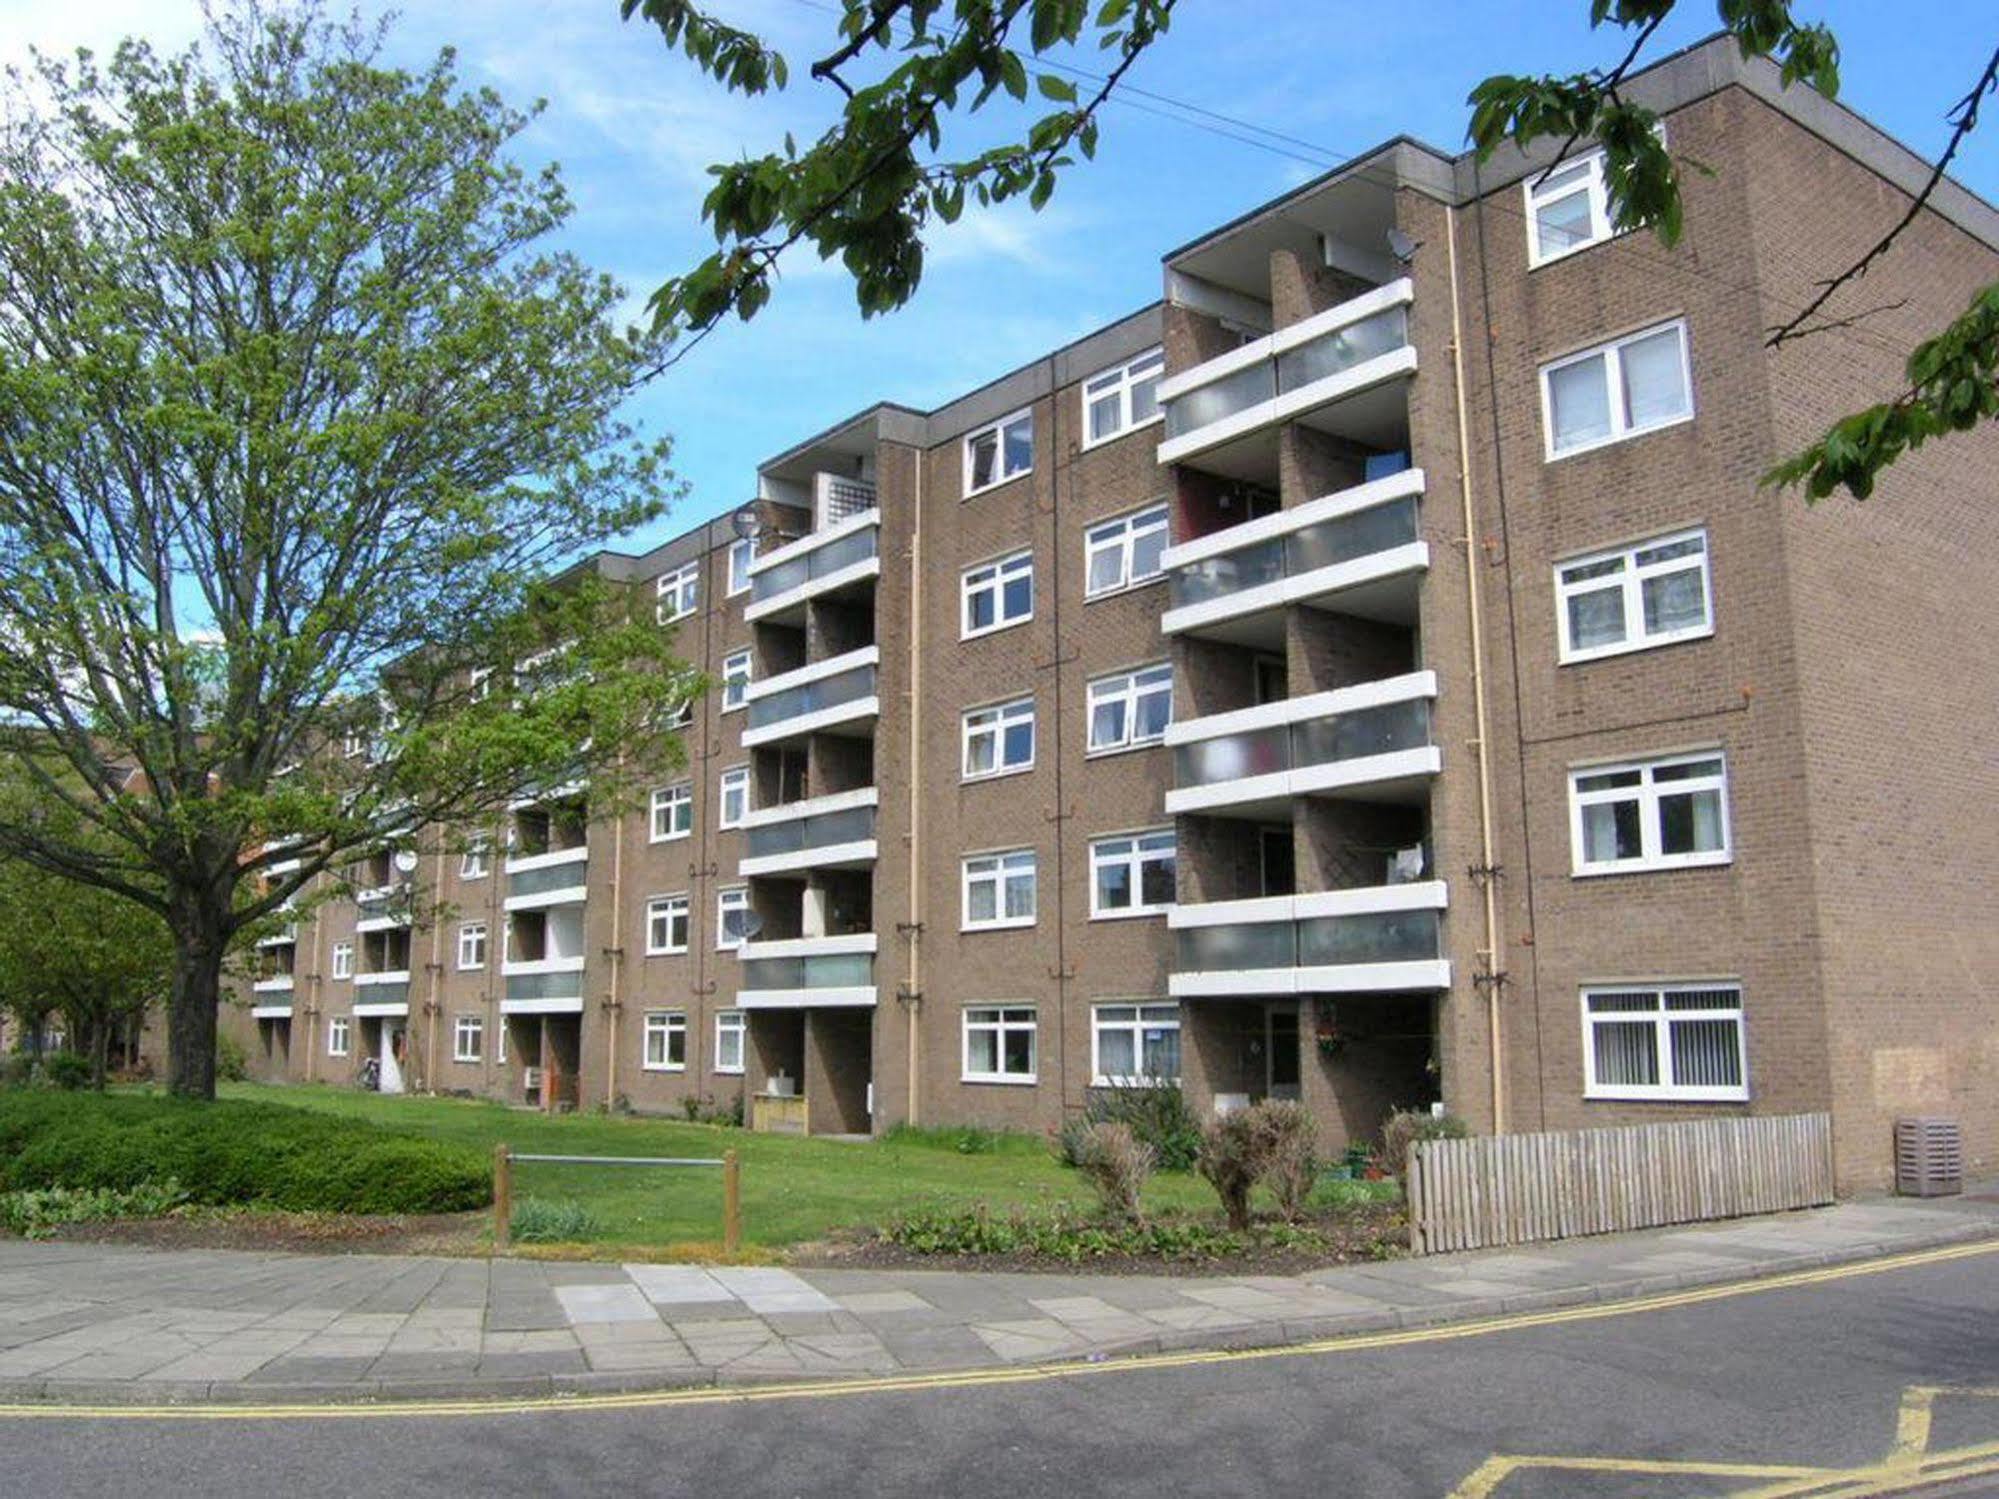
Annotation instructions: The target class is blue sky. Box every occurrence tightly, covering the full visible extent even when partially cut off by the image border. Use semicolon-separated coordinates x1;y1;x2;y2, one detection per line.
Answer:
3;1;1995;552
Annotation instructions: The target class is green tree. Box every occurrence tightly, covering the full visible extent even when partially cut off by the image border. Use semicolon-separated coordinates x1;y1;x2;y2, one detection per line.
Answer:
0;2;692;1099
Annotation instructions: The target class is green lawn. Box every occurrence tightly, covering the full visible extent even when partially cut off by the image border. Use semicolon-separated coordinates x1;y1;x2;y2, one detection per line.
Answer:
220;1083;1225;1250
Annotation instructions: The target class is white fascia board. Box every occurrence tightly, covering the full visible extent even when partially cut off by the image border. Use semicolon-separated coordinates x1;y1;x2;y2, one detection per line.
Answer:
1169;968;1301;998
1291;879;1449;919
250;1005;294;1020
503;886;589;913
1164;670;1438;748
745;508;880;577
251;976;296;994
737;840;879;879
352;1001;410;1018
743;645;880;702
1168;958;1450;999
501;956;587;977
739;785;880;830
1160;542;1429;637
1167;893;1300;930
1155;277;1413;403
1155;346;1418;468
736;986;878;1011
355;914;414;934
499;996;586;1016
740;933;878;960
503;845;590;876
740;696;880;749
353;970;411;987
743;555;881;624
1160;468;1425;572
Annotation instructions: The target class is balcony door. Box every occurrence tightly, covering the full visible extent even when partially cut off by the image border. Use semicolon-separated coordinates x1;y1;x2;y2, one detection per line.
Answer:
1259;827;1295;897
1265;1005;1301;1102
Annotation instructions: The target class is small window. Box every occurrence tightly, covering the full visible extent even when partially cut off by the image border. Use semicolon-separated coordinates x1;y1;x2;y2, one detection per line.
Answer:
1087;663;1173;753
327;1016;351;1057
962;697;1035;780
721;648;753;711
717;886;750;950
1091;1003;1180;1086
341;730;367;759
964;410;1033;496
962;551;1034;638
456;922;488;971
1583;984;1746;1101
1085;504;1170;598
1569;752;1730;876
1090;830;1176;919
646;894;690;956
727;537;755;597
1541;319;1693;459
1556;529;1712;663
460;839;490;880
1526;150;1616;266
962;1006;1038;1083
963;850;1037;931
715;1010;745;1075
331;942;353;981
643;1010;687;1071
650;783;693;843
719;766;750;829
1082;347;1165;447
469;667;494;703
655;561;700;623
453;1015;484;1064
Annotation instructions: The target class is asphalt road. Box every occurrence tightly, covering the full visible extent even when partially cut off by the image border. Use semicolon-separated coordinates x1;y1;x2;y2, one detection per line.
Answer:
8;1244;1999;1498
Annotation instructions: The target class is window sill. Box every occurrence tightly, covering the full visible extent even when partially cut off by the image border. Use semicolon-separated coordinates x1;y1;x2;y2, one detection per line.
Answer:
644;948;690;959
961;1073;1039;1087
452;1055;482;1066
960;616;1033;644
649;830;693;845
714;1065;744;1077
1089;1076;1181;1090
640;1063;688;1074
1571;853;1731;879
1546;410;1695;464
1085;738;1167;761
961;918;1038;934
1558;625;1714;667
1583;1087;1748;1104
962;763;1035;786
1083;572;1169;605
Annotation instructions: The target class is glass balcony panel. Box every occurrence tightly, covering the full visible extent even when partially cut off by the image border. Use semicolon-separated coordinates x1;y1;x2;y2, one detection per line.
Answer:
507;861;588;900
1289;697;1431;769
746;664;876;731
745;805;876;859
740;954;874;990
1174;920;1298;973
1169;536;1284;609
750;525;879;604
504;971;582;1003
356;979;411;1006
1163;360;1275;439
1173;723;1292;789
1283;495;1420;576
1274;306;1409;395
1296;907;1440;967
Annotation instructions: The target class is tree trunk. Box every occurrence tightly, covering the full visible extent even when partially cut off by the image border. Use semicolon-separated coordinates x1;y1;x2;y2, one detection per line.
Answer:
166;901;228;1101
91;1019;111;1090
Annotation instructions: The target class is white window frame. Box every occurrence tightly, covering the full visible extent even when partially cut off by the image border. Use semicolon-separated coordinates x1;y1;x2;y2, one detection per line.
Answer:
961;696;1035;782
721;648;753;712
719;766;750;829
327;1016;351;1057
961;550;1034;639
1525;149;1618;267
961;849;1038;932
963;408;1033;497
1080;346;1165;449
1568;751;1731;877
717;886;750;951
1084;503;1170;599
655;561;700;623
452;1014;484;1064
1086;663;1173;755
1555;528;1713;664
645;894;690;956
650;783;693;843
961;1005;1038;1085
726;537;755;597
714;1009;745;1075
1581;983;1748;1102
468;667;494;703
330;942;353;981
456;922;488;972
1089;829;1176;920
642;1010;687;1072
460;839;490;879
1090;1002;1181;1087
1540;318;1694;461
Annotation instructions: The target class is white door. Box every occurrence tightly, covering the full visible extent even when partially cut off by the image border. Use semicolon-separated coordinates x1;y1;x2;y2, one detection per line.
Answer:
379;1023;406;1094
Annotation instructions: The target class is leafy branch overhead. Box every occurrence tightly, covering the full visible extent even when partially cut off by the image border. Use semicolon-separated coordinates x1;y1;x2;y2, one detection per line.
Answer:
622;0;1177;362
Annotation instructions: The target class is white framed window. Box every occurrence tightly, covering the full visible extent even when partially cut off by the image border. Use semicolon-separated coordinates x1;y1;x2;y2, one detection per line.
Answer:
1091;1003;1181;1086
1085;504;1170;598
1541;319;1693;460
721;648;753;711
1087;663;1172;753
1090;830;1176;919
460;839;490;880
456;922;488;971
727;537;754;597
1082;347;1165;447
327;1016;351;1057
1569;751;1730;876
961;550;1034;638
650;783;693;843
645;894;690;956
962;1005;1037;1084
717;886;750;950
655;561;700;623
1556;528;1712;663
714;1010;745;1075
719;766;750;829
962;697;1035;781
1525;150;1617;266
331;942;353;981
643;1010;687;1071
964;409;1033;496
453;1014;484;1064
962;850;1037;931
341;729;367;759
1583;983;1746;1102
469;667;494;703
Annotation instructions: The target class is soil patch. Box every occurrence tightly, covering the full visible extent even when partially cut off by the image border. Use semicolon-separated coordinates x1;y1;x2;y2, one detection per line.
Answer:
46;1207;485;1256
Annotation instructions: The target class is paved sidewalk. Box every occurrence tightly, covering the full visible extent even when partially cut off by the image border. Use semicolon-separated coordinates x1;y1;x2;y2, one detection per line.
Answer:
3;1194;1996;1405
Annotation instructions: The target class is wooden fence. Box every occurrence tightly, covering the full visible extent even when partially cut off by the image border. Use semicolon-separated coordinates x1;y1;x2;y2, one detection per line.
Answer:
1406;1112;1834;1255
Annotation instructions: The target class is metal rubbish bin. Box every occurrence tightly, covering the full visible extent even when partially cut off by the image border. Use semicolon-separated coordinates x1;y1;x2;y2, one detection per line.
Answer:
1894;1116;1964;1197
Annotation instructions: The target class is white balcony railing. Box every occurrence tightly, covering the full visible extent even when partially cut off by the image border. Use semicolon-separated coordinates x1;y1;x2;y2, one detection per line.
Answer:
740;645;880;749
501;953;586;1013
738;787;879;877
737;933;877;1010
1168;881;1450;997
745;507;881;624
252;974;296;995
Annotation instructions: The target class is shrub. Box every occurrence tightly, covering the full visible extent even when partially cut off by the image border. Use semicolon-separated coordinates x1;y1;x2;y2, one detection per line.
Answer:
0;1179;188;1239
1256;1102;1319;1221
215;1032;249;1083
1198;1109;1272;1232
508;1197;602;1244
0;1054;32;1089
1084;1081;1201;1172
1380;1108;1472;1179
44;1052;91;1091
1070;1121;1154;1222
881;1205;1368;1265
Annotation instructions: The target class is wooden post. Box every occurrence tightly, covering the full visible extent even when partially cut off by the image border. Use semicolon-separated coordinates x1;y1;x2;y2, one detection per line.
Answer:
493;1143;512;1252
722;1148;741;1258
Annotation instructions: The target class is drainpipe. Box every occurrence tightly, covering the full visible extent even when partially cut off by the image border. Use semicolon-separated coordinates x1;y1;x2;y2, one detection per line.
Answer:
1444;201;1507;1134
425;842;446;1092
304;870;322;1083
904;448;923;1127
605;756;625;1110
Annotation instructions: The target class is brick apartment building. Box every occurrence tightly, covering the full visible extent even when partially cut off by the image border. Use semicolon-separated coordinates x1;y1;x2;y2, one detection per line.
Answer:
227;37;1999;1189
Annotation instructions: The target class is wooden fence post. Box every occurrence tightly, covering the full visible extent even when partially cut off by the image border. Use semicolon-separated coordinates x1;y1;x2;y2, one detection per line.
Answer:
493;1143;512;1252
722;1148;741;1258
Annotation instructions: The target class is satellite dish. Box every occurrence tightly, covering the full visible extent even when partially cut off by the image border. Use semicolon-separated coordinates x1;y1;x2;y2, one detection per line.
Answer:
1386;227;1421;264
739;909;764;940
730;504;761;540
393;849;419;874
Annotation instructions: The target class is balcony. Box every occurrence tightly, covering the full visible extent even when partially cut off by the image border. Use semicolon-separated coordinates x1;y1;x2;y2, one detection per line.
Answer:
1157;280;1416;479
1160;469;1427;645
355;885;414;933
504;846;589;910
737;933;876;1009
741;646;880;749
352;970;411;1015
744;508;881;625
501;955;585;1014
738;788;879;877
1165;672;1439;819
251;973;296;996
256;923;299;949
250;1001;293;1021
1168;882;1450;997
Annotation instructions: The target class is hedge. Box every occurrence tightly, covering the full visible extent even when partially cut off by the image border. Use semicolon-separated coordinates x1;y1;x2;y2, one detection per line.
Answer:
0;1091;489;1216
